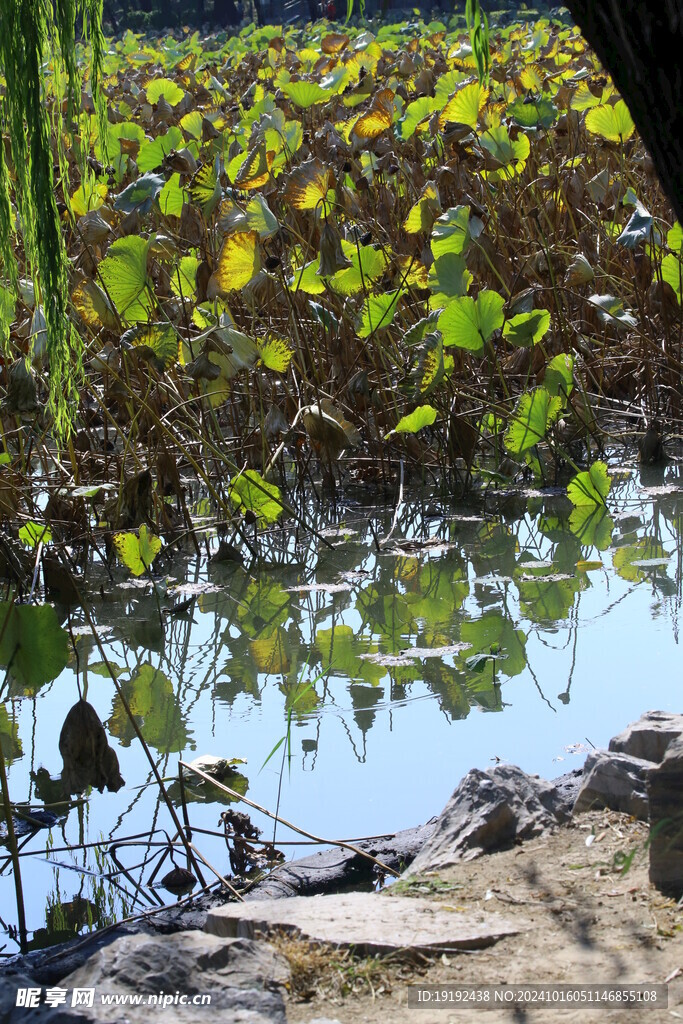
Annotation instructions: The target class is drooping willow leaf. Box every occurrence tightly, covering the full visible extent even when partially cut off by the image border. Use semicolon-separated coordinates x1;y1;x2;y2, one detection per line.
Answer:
0;0;106;440
465;0;490;88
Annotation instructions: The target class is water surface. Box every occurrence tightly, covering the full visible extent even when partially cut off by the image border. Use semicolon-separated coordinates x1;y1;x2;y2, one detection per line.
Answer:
1;463;681;950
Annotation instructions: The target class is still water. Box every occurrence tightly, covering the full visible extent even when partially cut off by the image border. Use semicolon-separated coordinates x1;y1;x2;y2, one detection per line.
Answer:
1;463;681;950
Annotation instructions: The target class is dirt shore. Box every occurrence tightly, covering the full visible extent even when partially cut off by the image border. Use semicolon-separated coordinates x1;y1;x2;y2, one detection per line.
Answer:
282;810;682;1024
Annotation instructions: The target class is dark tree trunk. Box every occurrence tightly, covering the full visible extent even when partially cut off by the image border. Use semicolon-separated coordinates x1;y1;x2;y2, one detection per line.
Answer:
213;0;238;22
563;1;683;225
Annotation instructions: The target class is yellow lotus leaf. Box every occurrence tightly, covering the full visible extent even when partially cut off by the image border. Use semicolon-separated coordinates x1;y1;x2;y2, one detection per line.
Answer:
353;88;395;139
284;158;334;211
122;322;180;372
397;256;430;289
322;33;349;55
208;230;261;296
251;631;290;674
439;82;488;131
344;54;367;84
189;158;221;216
519;63;544;92
404;182;442;234
234;143;275;191
72;277;118;330
174;53;196;73
258;334;293;373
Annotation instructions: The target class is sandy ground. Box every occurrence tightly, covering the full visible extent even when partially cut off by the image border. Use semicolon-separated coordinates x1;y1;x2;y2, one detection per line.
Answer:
282;810;682;1024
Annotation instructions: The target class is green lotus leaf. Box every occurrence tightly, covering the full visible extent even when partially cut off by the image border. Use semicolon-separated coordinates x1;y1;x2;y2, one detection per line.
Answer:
403;312;441;347
113;524;162;576
502;309;550;347
504;387;563;455
18;521;52;548
0;603;69;689
114;172;165;215
401;96;438;139
428;254;472;299
329;243;388;296
281;81;333;108
438;290;504;354
661;254;683;303
146;77;185;106
507;95;557;129
137;126;184;173
567;461;611;507
431;205;481;260
480;125;530;178
229;469;283;524
587;294;638;330
246;194;278;239
171;256;199;300
386;404;437;438
99;236;153;323
358;289;402;338
159;173;185;218
544;353;574;399
667;222;683;254
0;284;15;345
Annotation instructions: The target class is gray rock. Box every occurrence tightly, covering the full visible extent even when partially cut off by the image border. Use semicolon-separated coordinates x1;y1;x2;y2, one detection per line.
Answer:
2;932;289;1024
205;891;521;954
406;764;568;875
2;910;214;991
1;972;39;1024
609;710;683;763
648;736;683;898
573;749;651;820
550;768;584;811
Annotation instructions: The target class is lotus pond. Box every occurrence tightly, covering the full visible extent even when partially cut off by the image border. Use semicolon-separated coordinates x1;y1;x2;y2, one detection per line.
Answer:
1;0;683;956
0;462;681;952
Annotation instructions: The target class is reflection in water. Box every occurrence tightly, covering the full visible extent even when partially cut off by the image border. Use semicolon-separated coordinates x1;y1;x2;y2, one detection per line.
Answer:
1;466;683;948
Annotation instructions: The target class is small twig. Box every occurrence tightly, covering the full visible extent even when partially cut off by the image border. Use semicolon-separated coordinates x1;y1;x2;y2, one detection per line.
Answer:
188;842;243;902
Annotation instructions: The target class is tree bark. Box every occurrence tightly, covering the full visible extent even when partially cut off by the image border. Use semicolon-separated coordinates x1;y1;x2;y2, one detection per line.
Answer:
563;1;683;225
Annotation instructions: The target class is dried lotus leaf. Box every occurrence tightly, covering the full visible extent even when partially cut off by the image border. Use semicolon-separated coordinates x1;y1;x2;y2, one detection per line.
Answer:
59;699;125;795
284;158;334;211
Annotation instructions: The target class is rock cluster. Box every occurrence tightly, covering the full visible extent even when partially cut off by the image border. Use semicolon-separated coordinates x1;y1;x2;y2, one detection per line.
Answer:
1;710;680;1022
408;710;682;899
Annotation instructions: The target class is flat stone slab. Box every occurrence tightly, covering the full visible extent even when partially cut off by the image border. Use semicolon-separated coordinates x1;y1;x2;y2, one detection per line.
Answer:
205;892;521;955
